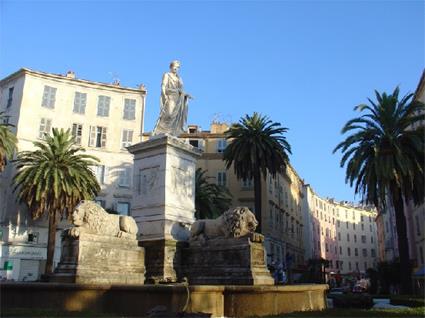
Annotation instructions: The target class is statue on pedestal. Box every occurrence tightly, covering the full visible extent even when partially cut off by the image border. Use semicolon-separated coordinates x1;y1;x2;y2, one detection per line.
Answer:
152;60;192;136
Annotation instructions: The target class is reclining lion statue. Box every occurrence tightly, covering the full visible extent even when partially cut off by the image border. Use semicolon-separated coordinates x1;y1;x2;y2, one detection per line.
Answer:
66;200;138;240
190;207;259;242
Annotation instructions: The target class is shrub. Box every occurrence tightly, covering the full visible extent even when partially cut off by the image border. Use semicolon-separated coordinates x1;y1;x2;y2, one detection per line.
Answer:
390;295;425;307
332;294;374;309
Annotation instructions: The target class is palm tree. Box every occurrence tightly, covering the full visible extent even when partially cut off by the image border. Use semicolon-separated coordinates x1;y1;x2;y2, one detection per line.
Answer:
13;128;101;275
334;87;425;294
0;112;17;172
223;112;291;233
195;168;232;219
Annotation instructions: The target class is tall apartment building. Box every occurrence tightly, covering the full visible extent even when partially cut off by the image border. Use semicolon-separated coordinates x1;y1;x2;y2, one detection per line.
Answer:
303;185;378;276
181;123;305;273
0;68;146;281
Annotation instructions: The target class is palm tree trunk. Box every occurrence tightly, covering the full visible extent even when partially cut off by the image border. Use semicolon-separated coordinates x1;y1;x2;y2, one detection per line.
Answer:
45;211;57;275
253;168;262;233
391;186;412;294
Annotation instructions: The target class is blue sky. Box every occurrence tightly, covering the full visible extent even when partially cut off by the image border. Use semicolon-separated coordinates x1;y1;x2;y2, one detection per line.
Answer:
1;0;424;202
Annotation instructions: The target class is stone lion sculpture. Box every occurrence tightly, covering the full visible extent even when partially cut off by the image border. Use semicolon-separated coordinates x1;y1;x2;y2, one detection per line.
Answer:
66;200;138;240
190;207;259;242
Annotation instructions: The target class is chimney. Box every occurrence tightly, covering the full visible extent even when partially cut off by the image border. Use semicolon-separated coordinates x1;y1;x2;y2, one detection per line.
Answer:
66;71;75;79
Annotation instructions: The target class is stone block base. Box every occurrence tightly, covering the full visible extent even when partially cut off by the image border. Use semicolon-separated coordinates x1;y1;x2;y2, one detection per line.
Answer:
139;239;184;283
182;236;274;285
50;232;145;285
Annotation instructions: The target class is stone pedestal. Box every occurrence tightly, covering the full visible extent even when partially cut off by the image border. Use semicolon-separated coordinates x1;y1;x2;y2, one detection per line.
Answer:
50;232;145;284
182;235;274;285
128;135;201;282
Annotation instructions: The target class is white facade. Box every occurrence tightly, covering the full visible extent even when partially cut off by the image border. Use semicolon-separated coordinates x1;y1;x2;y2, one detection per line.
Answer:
0;68;146;281
304;185;379;275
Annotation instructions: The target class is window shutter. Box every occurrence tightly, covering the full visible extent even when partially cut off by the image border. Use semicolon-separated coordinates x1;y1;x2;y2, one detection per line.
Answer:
46;119;52;135
104;166;109;184
128;130;133;143
101;127;107;148
89;126;96;147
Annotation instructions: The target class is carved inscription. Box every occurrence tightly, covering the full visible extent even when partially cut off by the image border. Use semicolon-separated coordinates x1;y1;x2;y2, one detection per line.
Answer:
139;166;159;195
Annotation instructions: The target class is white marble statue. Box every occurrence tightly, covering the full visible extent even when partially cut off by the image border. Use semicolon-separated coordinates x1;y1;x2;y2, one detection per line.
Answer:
152;60;192;136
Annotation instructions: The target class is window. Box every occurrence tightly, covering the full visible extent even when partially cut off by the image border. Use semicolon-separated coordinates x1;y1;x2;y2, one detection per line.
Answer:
326;243;329;252
241;178;253;189
371;236;374;243
42;85;56;108
346;221;349;229
89;126;107;148
121;129;133;148
38;118;52;139
353;223;356;230
123;98;136;120
116;202;130;215
217;139;227;153
364;262;368;271
217;171;227;186
356;262;359;270
354;234;357;243
355;248;358;256
72;123;83;145
28;232;39;243
361;235;366;243
369;216;372;223
347;247;351;256
349;262;352;271
95;165;106;184
338;232;341;241
362;248;367;257
337;220;340;227
189;140;199;148
118;168;132;187
370;224;373;232
7;87;13;108
371;249;376;257
339;246;342;255
73;92;87;114
347;233;350;242
334;246;337;254
97;95;110;117
361;216;364;222
361;223;364;231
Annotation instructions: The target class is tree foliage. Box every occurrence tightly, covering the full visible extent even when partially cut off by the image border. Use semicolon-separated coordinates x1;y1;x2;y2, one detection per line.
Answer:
223;112;291;232
334;87;425;294
195;168;232;219
0;112;17;172
13;128;100;273
334;87;424;207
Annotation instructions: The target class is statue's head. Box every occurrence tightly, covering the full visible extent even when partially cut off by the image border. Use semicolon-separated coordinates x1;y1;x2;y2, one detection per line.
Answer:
169;60;181;73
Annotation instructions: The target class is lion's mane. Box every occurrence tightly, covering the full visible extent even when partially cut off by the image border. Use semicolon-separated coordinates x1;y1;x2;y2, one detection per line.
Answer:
190;206;258;241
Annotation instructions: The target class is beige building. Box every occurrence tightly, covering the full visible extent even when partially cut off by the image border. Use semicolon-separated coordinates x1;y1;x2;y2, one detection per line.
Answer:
0;68;146;281
303;185;378;275
181;123;305;274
